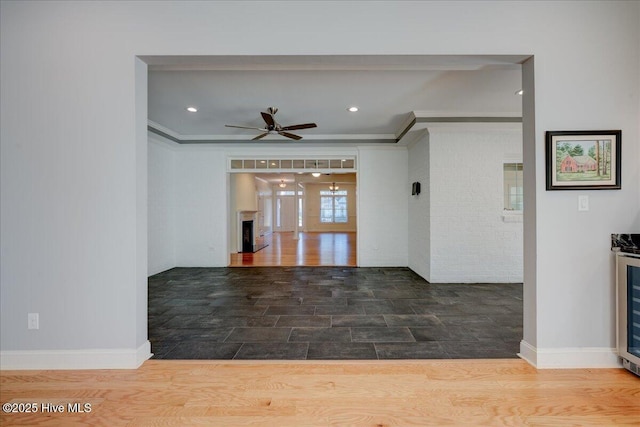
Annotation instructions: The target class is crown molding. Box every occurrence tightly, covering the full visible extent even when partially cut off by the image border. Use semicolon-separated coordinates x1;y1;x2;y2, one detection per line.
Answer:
147;120;396;145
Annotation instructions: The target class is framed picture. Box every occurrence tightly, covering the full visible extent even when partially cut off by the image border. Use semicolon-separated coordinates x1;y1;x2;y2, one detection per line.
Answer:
545;130;621;190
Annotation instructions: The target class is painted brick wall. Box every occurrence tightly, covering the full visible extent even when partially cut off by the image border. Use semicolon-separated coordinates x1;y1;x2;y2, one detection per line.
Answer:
408;130;430;279
425;127;523;283
358;147;409;266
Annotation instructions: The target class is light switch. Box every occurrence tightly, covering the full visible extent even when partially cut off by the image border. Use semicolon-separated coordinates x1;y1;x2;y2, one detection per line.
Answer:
28;313;39;330
578;195;589;211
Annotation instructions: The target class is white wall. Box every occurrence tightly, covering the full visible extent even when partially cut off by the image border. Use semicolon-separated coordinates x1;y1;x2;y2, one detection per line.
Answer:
174;148;228;267
358;147;409;266
1;1;638;369
255;177;272;237
408;131;431;279
148;136;176;275
428;127;523;283
233;174;258;212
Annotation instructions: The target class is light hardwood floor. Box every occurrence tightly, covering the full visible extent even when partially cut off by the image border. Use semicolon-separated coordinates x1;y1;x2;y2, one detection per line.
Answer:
230;231;357;267
1;359;638;426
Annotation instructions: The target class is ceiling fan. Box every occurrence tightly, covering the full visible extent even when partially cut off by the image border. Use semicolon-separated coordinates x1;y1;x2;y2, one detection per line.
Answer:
225;107;317;140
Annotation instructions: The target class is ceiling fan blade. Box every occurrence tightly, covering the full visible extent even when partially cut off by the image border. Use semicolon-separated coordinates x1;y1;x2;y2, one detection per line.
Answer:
278;131;303;140
252;133;269;140
281;123;317;131
225;124;265;131
261;112;275;127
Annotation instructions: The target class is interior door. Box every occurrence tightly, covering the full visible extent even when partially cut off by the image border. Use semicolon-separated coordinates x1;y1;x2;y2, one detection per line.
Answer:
275;195;295;232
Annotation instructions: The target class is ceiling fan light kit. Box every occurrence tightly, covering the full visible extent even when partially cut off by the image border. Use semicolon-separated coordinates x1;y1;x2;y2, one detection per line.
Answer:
225;107;317;141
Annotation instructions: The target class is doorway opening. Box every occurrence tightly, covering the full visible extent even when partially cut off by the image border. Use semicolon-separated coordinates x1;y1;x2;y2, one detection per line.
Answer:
228;168;357;267
144;52;536;358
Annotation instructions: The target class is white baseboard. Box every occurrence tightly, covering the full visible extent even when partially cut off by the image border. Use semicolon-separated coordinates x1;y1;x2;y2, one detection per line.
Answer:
518;340;537;366
519;340;621;369
0;341;152;370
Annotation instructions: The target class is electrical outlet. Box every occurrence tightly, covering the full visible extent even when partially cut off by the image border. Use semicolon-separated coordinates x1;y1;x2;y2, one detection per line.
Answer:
28;313;39;330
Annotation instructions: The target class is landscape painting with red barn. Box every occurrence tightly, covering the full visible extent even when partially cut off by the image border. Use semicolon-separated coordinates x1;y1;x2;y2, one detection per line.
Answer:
556;140;610;178
546;130;621;190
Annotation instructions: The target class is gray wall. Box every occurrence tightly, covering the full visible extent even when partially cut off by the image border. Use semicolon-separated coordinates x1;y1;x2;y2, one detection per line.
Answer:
1;0;638;369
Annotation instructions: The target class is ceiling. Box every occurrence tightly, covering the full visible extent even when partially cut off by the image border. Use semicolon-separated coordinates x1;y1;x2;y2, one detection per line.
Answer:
146;55;527;145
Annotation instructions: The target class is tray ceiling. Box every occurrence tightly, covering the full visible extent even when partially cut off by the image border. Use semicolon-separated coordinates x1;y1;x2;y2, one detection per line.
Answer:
145;55;527;145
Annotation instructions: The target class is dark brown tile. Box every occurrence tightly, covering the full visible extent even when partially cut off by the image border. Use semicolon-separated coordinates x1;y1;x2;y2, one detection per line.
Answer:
148;267;522;360
331;315;386;327
383;314;441;327
234;343;308;360
375;342;447;359
275;316;331;327
307;342;377;360
264;305;316;316
162;341;242;359
289;327;352;342
225;327;292;342
351;327;415;342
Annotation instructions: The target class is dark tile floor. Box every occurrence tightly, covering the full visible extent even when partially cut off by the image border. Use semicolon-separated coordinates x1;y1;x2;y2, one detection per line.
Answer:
148;267;523;360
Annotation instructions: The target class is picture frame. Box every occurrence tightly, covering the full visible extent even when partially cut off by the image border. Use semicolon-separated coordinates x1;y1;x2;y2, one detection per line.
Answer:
545;130;621;190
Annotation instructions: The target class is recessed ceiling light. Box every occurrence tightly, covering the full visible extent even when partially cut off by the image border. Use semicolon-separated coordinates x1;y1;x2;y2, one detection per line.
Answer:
311;172;321;178
347;106;359;112
186;106;198;112
515;90;524;96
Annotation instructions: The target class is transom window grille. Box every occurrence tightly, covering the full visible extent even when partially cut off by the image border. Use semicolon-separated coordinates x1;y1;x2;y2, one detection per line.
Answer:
229;158;356;171
320;190;348;223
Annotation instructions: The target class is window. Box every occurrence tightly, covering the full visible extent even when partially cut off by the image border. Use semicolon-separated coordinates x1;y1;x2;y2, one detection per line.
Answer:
298;198;303;227
504;163;523;211
320;190;348;223
229;157;356;171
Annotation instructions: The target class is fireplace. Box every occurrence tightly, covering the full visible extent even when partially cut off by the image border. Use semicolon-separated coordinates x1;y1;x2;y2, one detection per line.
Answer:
236;210;268;253
242;220;254;253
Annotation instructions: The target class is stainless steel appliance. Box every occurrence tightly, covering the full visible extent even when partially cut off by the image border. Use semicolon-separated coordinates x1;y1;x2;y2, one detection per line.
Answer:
616;252;640;376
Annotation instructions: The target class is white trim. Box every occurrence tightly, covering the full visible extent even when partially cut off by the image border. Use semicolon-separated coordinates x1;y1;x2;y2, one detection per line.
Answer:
0;341;151;370
412;110;523;118
147;120;182;140
148;119;394;142
148;131;180;150
518;340;621;369
502;211;523;223
518;340;538;366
